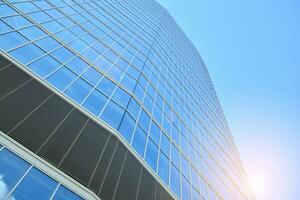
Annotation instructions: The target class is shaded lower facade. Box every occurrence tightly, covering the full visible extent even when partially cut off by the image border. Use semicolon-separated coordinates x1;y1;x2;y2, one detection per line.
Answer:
0;54;175;200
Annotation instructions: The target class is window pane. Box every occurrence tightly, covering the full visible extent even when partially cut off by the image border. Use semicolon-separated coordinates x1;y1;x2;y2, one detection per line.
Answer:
170;164;180;198
182;176;191;200
69;39;88;53
191;186;200;200
94;56;112;72
9;43;44;64
35;36;60;52
28;55;61;78
82;67;102;85
182;156;190;179
28;11;51;23
127;98;140;120
191;167;199;189
0;4;16;16
138;108;150;132
160;132;170;157
158;151;169;185
3;15;31;29
171;144;180;169
100;100;124;129
145;139;158;171
0;149;30;195
14;2;39;13
64;78;92;103
0;20;11;33
82;89;108;116
149;121;160;144
118;112;135;142
97;77;116;97
0;32;28;51
47;67;76;90
112;87;130;108
19;26;46;40
51;46;75;64
12;167;58;200
172;126;180;146
52;185;82;200
120;73;136;92
131;125;147;157
66;57;89;75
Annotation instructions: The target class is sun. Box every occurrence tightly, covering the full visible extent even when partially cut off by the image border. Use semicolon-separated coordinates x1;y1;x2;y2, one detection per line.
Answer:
248;175;266;194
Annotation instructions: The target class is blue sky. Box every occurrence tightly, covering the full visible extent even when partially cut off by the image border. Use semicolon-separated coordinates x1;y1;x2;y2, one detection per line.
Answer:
156;0;300;199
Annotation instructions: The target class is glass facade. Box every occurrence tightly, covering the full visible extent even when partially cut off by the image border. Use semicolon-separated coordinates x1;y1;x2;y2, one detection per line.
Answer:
0;144;83;200
0;0;254;200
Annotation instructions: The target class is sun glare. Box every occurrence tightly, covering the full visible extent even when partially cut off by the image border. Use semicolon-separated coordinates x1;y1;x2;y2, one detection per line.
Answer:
249;174;266;195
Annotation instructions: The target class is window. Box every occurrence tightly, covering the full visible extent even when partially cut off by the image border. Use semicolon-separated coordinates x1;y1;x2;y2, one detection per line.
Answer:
0;149;30;194
97;77;116;97
0;32;28;51
82;67;102;85
131;125;147;157
14;2;39;13
12;167;58;200
35;36;61;52
82;47;100;63
28;55;61;78
120;73;136;92
181;135;189;156
100;100;124;129
66;57;89;75
172;125;180;146
94;56;112;72
47;67;76;90
51;46;75;64
107;65;123;82
190;166;199;189
28;11;51;23
158;151;169;185
56;30;77;44
182;176;191;200
112;87;130;108
138;108;150;132
145;139;158;171
0;20;11;33
170;164;180;198
133;84;144;102
143;94;153;113
10;43;45;65
69;39;88;53
171;144;180;169
33;1;52;10
191;186;200;200
149;121;160;144
127;98;140;120
181;156;190;179
118;112;135;143
3;15;31;29
82;89;108;116
19;26;46;40
160;132;170;157
64;78;92;103
153;106;162;125
69;25;85;37
0;4;16;16
162;117;171;137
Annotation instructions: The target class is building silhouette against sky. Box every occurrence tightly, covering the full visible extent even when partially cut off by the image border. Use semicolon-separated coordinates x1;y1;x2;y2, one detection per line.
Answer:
0;0;254;199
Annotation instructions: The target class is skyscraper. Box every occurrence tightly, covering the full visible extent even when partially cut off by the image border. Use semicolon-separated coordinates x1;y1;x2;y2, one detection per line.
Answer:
0;0;254;200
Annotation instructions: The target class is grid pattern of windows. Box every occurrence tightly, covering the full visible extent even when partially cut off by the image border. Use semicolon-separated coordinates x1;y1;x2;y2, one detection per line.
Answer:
0;143;83;200
0;1;254;200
